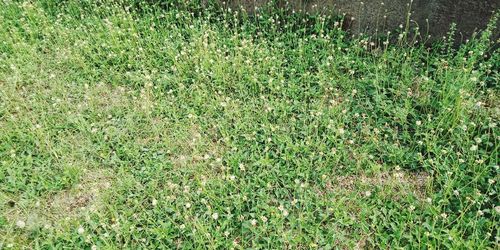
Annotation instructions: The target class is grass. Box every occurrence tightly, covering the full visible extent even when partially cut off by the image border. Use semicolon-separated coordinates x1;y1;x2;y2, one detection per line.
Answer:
0;0;498;248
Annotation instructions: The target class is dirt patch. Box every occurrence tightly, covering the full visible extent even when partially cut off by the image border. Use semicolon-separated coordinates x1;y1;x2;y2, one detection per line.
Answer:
169;124;226;169
46;168;112;219
326;170;431;200
3;168;113;230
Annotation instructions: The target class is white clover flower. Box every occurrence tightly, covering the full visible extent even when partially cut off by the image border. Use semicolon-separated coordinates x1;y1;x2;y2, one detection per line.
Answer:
282;210;289;217
250;219;257;226
212;213;219;220
77;226;85;234
16;220;26;229
261;216;268;223
152;199;158;206
470;145;478;151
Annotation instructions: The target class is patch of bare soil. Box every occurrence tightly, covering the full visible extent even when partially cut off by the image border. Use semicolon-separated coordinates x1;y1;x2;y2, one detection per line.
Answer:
4;168;113;230
316;170;431;248
332;171;431;199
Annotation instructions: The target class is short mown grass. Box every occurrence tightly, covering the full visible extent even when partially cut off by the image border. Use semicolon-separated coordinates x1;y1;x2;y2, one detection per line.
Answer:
0;0;498;248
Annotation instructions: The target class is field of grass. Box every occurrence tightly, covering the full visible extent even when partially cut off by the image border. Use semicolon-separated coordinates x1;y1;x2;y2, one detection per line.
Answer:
0;0;498;248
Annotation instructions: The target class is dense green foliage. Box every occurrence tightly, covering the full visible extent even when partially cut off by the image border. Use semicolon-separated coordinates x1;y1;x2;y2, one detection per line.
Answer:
0;0;498;248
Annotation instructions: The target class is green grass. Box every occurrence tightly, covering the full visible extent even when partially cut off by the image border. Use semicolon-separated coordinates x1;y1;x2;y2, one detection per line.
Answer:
0;0;498;248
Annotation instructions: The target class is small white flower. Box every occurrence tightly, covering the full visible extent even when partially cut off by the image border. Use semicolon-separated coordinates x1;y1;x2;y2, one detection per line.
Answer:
365;191;372;197
152;199;158;206
16;220;26;229
440;213;447;219
77;226;85;234
470;145;478;151
179;224;186;229
426;198;432;203
416;120;422;126
282;210;289;217
250;219;257;226
261;216;268;223
338;127;345;135
212;213;219;220
185;203;191;208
